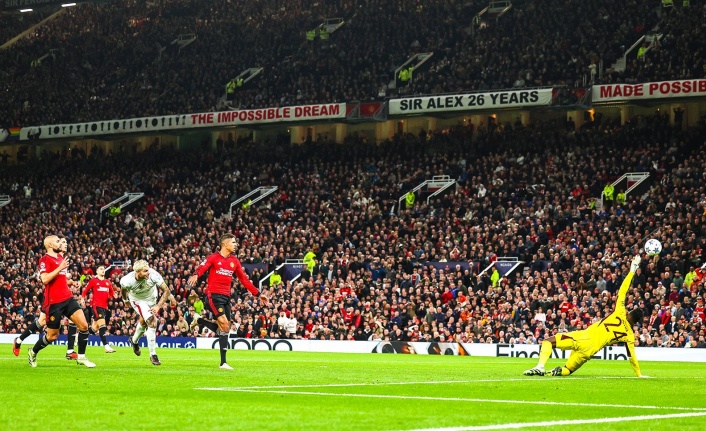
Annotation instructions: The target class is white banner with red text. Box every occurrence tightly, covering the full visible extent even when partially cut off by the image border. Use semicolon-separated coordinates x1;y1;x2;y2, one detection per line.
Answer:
592;79;706;103
18;103;346;141
389;88;553;115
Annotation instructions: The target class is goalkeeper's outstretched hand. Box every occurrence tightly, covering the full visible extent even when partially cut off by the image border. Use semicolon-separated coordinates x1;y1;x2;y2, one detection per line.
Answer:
630;255;641;273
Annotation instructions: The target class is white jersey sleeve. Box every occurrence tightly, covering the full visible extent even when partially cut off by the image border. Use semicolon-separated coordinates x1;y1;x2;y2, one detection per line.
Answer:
120;269;164;302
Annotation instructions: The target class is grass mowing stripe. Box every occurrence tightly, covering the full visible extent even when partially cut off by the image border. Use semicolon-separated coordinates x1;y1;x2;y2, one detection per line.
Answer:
399;411;706;431
195;388;706;411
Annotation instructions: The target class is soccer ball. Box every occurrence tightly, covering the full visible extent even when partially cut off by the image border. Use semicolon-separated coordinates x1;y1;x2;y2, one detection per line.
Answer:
644;239;662;256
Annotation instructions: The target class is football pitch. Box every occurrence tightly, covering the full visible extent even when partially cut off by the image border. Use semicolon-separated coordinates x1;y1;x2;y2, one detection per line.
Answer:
1;346;705;431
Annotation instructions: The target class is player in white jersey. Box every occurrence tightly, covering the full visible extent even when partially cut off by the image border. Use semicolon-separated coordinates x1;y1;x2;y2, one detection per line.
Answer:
119;260;172;366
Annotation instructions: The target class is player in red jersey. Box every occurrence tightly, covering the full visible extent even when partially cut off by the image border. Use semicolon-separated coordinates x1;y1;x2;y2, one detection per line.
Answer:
14;236;81;360
28;235;95;368
187;233;268;369
61;236;83;360
82;266;117;353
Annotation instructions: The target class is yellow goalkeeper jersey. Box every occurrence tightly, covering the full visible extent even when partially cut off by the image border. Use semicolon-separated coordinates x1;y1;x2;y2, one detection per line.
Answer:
585;272;636;355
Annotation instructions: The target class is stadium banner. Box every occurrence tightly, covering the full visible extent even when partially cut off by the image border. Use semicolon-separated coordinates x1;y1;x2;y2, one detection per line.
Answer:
388;88;553;115
423;261;472;272
2;334;704;361
194;338;467;355
465;343;706;363
592;79;706;103
0;127;21;143
18;103;346;141
0;334;197;348
494;260;519;277
370;341;469;355
1;0;60;11
284;263;306;281
194;337;377;352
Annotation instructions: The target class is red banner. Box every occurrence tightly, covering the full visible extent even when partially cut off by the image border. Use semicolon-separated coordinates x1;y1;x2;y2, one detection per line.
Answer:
359;102;382;117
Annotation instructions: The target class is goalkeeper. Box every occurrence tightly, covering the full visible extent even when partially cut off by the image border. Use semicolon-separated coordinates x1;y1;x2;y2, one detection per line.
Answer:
524;255;648;377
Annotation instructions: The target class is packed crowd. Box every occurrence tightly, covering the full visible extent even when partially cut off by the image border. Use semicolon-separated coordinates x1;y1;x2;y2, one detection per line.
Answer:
1;0;702;128
1;113;705;349
0;10;51;47
616;5;706;85
411;0;660;95
0;0;348;127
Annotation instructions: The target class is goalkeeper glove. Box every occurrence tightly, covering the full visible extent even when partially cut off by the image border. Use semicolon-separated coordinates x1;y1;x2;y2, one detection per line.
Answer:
630;256;641;273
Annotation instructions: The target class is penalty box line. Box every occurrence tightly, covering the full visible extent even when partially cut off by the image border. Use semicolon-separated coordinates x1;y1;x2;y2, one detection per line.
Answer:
194;387;706;412
397;411;706;431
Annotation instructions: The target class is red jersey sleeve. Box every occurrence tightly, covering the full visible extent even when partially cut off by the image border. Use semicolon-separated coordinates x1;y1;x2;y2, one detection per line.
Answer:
108;282;115;298
234;259;259;296
38;257;47;275
82;279;95;298
195;254;214;278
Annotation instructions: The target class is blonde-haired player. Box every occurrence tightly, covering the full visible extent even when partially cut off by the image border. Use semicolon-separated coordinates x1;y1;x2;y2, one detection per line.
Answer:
524;255;648;377
120;260;172;366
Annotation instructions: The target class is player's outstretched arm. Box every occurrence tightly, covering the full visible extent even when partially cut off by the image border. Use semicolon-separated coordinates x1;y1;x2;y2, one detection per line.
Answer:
234;260;260;296
626;341;645;377
629;255;641;274
617;256;641;307
187;255;213;286
81;279;93;298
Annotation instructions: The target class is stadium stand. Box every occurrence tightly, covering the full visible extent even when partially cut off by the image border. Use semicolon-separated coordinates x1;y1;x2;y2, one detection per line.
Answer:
1;113;705;348
0;11;51;47
1;1;702;127
613;5;706;85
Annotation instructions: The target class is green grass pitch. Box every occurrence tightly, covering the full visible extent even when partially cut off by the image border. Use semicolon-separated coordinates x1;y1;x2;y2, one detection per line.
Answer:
1;345;705;431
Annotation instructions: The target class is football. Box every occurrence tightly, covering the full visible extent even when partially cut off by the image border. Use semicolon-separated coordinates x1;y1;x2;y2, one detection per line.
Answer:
645;239;662;256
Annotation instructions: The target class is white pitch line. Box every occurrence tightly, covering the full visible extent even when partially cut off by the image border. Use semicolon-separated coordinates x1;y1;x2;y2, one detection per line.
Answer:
232;380;496;389
222;376;640;390
194;388;706;412
398;412;706;431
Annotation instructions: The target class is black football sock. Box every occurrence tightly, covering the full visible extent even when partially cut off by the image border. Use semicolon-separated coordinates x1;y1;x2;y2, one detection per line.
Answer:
32;334;51;354
19;319;39;341
67;323;77;352
218;331;229;365
77;330;89;355
198;318;218;332
99;325;108;346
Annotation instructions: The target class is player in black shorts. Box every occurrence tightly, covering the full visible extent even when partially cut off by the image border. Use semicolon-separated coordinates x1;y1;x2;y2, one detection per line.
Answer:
187;234;267;370
15;237;84;360
28;235;95;368
81;266;117;353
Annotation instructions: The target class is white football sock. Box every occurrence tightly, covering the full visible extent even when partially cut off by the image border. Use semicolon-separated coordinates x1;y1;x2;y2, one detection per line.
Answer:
146;327;157;356
133;323;146;344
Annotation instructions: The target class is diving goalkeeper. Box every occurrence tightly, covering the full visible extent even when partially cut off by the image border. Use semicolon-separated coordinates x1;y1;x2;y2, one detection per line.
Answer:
524;255;648;377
